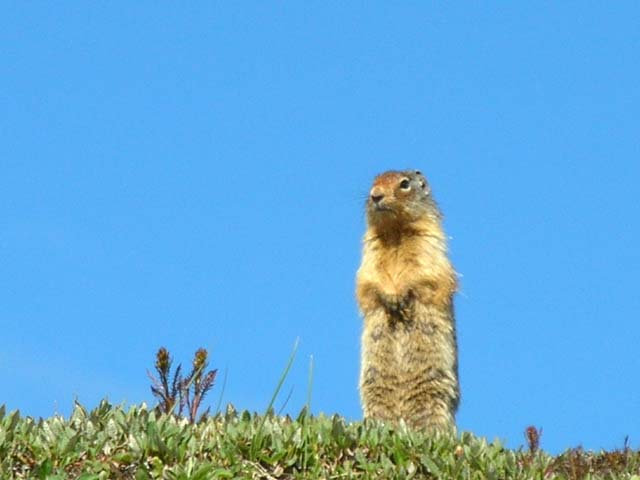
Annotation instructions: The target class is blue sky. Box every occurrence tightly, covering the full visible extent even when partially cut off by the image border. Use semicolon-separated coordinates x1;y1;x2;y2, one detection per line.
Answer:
1;3;639;454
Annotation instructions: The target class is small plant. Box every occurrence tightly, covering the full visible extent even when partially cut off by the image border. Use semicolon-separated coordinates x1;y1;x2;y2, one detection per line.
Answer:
525;425;542;454
148;347;217;423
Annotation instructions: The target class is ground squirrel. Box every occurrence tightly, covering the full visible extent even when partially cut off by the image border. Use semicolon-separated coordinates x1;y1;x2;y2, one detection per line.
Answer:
356;169;459;432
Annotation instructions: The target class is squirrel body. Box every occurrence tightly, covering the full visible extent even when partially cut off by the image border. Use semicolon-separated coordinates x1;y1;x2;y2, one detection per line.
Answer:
356;170;459;431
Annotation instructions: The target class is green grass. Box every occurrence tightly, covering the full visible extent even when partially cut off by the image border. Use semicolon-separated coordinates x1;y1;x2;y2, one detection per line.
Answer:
1;401;639;479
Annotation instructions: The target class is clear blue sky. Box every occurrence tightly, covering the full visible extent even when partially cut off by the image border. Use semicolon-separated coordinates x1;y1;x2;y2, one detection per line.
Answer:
1;3;639;454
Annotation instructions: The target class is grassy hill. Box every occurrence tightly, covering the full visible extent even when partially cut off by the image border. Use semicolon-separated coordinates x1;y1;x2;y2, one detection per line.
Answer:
1;401;638;479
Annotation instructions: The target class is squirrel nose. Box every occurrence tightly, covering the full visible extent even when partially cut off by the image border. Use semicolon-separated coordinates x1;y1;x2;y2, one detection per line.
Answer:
370;187;384;204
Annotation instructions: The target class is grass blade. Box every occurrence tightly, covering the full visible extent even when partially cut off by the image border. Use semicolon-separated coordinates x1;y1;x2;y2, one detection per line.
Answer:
214;367;228;415
250;338;299;458
306;354;314;414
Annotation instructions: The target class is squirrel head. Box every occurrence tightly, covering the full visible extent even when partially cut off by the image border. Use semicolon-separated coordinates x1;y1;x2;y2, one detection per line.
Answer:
366;169;441;232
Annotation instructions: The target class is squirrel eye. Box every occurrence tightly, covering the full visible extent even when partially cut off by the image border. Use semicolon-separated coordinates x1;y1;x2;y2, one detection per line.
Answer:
399;178;411;190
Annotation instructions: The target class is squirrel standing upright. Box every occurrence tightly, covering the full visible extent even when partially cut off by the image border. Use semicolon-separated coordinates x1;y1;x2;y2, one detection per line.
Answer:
356;169;459;431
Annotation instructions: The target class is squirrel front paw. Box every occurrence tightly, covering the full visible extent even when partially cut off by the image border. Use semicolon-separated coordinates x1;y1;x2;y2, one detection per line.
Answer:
378;290;414;319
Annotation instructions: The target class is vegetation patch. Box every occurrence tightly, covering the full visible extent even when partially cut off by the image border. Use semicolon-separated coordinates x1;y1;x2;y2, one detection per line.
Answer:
1;401;639;479
3;348;638;479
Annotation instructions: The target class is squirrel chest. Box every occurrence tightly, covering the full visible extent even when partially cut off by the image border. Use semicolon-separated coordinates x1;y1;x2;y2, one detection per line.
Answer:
357;235;455;315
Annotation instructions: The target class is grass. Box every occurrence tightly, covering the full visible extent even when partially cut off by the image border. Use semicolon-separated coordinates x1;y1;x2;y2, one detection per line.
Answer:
1;401;639;479
2;346;637;479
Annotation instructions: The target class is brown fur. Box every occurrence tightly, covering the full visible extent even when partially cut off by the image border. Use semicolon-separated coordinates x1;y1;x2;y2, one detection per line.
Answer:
356;169;459;431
